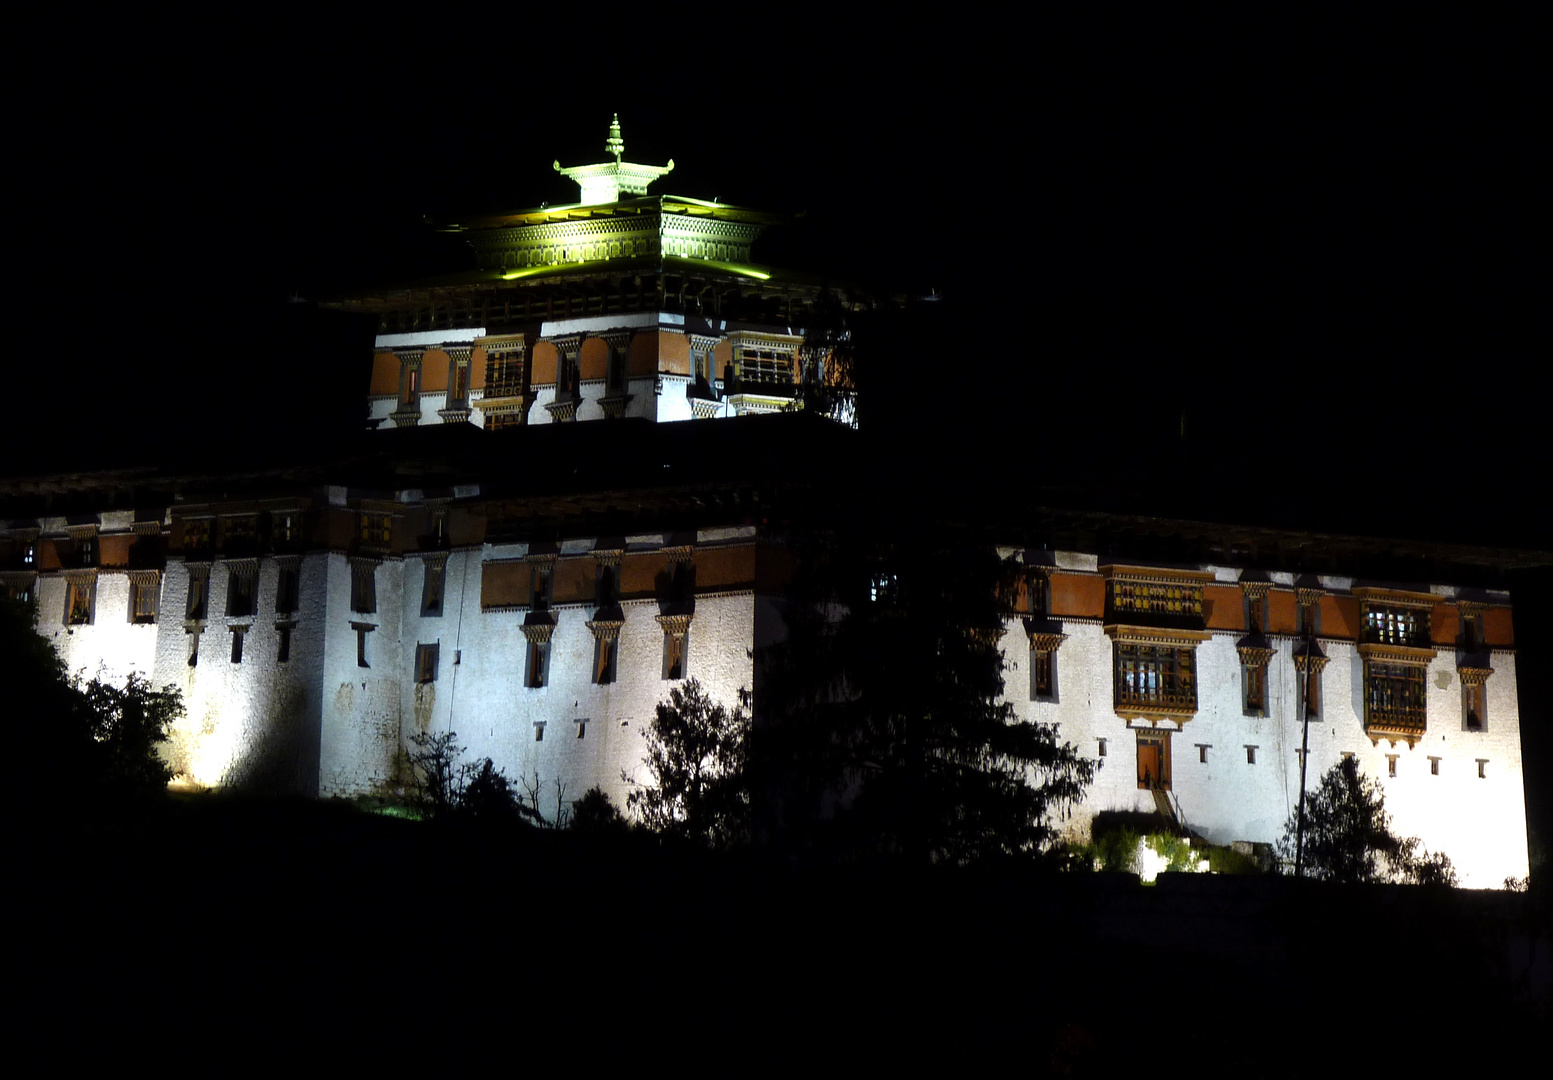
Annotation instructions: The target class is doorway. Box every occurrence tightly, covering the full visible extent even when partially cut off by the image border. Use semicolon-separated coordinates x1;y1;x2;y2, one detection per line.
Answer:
1136;731;1172;791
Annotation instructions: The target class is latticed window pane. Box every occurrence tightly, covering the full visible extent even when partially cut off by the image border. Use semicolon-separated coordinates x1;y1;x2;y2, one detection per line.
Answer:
132;579;158;623
1244;662;1267;713
1110;581;1204;619
737;347;794;384
1031;650;1054;698
1362;605;1429;647
1364;661;1427;737
360;514;391;547
1114;643;1196;711
351;561;377;613
66;581;93;625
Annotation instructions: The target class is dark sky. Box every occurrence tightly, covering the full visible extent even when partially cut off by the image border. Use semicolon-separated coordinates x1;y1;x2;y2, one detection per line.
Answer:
10;13;1544;541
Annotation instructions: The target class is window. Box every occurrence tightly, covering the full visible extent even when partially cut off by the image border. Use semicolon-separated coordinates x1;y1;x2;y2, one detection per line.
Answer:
869;572;898;605
360;514;391;550
277;623;292;663
65;575;95;626
1245;745;1257;765
275;560;300;614
1107;577;1204;622
530;559;555;612
1028;631;1064;701
350;558;378;614
485;344;524;399
1294;644;1328;719
3;573;35;604
534;721;546;742
735;344;795;385
1429;757;1440;776
230;626;246;664
1197;744;1209;763
1476;759;1487;779
223;516;257;553
523;624;553;688
1459;605;1484;651
74;534;97;568
226;562;257;617
450;360;470;405
1245;590;1267;633
1097;739;1107;758
1297;591;1322;637
354;623;373;668
1113;640;1197;715
1460;668;1491;731
1243;659;1268;715
129;573;159;624
402;364;420;404
659;614;692;680
416;643;439;683
595;558;621;608
1239;643;1272;716
273;512;300;546
576;719;588;740
1023;570;1048;616
186;568;209;621
1356;594;1431;649
184;519;212;556
1364;660;1428;743
187;627;201;667
1387;755;1398;778
590;634;614;683
1031;650;1054;699
21;542;35;566
589;621;621;684
421;556;446;617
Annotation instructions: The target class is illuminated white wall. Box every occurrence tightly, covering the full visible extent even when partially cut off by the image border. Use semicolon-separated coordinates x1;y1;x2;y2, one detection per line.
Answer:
155;555;329;792
1003;562;1530;888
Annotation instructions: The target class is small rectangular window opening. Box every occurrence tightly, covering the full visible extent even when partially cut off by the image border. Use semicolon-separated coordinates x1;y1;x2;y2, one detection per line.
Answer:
1387;755;1398;778
534;721;546;743
1197;744;1209;764
1245;745;1257;765
230;627;245;664
576;720;587;740
1429;757;1440;776
277;625;292;663
1097;738;1107;759
416;643;439;684
1476;759;1487;779
357;627;370;668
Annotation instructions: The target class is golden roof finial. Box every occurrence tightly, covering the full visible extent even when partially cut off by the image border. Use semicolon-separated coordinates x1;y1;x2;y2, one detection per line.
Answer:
606;113;624;163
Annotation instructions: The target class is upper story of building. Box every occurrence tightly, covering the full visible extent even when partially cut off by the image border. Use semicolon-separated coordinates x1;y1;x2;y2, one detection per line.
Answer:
329;116;854;433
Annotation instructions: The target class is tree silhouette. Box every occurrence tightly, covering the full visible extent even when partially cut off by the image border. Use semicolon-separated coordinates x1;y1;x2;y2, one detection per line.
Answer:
627;678;750;849
1279;757;1456;885
758;533;1095;866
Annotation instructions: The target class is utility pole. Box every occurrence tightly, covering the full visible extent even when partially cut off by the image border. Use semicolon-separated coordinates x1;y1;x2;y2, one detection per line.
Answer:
1294;619;1320;878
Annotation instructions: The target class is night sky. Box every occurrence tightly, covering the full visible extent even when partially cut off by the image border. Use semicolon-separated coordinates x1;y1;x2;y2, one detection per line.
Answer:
11;13;1543;542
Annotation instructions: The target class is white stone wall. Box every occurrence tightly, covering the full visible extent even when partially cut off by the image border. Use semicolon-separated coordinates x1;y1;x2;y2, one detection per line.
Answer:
316;553;404;797
25;529;1530;887
391;548;755;821
1001;594;1530;888
38;573;159;685
155;556;329;793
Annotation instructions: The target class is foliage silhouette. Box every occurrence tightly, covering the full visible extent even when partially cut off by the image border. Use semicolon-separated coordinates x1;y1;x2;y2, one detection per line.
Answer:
626;678;750;849
405;729;540;826
1278;757;1457;885
757;533;1096;866
3;596;180;805
571;786;630;836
